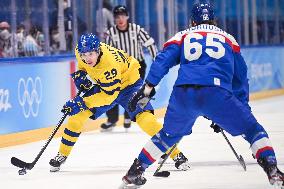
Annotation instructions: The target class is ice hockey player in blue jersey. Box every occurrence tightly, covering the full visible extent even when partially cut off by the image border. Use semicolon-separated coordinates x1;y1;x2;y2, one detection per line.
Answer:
120;1;284;188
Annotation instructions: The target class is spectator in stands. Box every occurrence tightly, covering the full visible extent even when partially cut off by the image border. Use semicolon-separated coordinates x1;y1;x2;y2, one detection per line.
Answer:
63;0;87;46
63;0;73;51
16;24;26;57
50;0;87;53
23;26;41;57
96;0;114;39
36;27;45;55
0;21;12;58
50;27;60;54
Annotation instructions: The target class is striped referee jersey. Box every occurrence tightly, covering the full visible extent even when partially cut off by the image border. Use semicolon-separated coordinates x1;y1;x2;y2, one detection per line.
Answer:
105;23;158;61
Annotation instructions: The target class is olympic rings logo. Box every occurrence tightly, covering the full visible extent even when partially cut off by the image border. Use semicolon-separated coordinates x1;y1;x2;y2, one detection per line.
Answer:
18;77;42;118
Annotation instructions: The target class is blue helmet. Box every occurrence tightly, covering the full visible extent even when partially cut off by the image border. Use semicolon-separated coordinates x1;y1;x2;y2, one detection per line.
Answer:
77;33;100;54
191;1;214;24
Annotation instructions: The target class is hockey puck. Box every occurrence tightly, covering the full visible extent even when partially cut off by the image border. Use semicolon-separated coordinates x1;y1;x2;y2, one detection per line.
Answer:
153;171;170;177
18;168;27;175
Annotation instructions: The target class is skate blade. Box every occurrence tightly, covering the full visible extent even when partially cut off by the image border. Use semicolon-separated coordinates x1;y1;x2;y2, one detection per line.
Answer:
118;182;141;189
177;162;191;171
100;127;114;132
50;166;60;172
118;178;142;189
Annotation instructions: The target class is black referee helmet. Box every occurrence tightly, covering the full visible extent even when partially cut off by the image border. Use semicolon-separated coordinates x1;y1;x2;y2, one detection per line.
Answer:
113;5;128;16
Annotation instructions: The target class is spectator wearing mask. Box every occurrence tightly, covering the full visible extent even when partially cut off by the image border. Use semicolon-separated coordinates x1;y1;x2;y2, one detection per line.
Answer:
0;21;12;57
23;26;41;57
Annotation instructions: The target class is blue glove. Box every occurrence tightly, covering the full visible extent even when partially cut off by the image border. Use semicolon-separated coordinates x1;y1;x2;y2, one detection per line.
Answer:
128;84;156;112
61;96;88;116
71;70;92;93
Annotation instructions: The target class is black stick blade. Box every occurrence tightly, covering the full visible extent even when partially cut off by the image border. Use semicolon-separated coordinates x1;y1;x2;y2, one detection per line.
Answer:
239;155;247;171
153;171;170;177
11;157;33;170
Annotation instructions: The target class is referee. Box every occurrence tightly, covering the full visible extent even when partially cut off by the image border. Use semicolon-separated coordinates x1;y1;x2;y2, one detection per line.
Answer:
101;5;158;131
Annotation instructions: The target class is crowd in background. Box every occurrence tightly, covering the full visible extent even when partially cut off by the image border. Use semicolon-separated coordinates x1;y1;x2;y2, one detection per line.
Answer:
0;20;66;58
0;0;81;58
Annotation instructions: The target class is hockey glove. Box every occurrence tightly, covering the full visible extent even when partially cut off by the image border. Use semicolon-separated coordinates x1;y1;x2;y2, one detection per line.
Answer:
210;122;222;133
71;70;92;93
61;96;88;116
128;83;156;112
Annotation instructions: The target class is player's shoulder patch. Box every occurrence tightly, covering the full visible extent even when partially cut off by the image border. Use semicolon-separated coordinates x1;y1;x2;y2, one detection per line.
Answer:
163;30;188;48
221;32;240;53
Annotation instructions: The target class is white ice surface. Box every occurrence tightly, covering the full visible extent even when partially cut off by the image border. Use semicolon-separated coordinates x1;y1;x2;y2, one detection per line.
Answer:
0;96;284;189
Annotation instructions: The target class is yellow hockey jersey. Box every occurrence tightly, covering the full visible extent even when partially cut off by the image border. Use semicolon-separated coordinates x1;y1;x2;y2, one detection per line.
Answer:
74;43;141;108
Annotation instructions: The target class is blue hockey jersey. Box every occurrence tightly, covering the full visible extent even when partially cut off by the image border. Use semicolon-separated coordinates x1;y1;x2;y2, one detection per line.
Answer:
146;24;249;108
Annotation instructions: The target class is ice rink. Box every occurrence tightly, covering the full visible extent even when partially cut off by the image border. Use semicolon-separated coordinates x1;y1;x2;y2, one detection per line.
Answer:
0;96;284;189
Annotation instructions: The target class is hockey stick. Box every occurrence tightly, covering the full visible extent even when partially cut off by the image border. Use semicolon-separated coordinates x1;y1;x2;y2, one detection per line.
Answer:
153;143;178;177
11;91;82;175
220;129;247;171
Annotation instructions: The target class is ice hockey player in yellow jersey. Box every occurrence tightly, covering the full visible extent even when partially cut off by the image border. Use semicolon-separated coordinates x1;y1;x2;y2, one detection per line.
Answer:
49;33;190;172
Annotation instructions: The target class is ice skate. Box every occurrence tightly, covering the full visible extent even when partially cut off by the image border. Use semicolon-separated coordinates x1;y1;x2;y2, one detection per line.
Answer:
124;119;131;132
100;122;116;132
173;152;190;171
49;153;67;172
257;157;284;188
120;159;146;189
